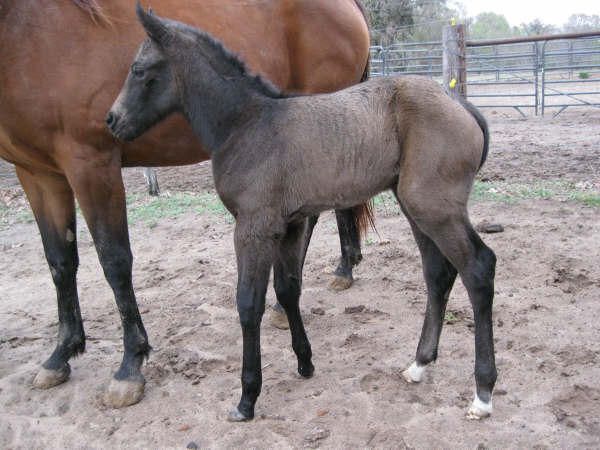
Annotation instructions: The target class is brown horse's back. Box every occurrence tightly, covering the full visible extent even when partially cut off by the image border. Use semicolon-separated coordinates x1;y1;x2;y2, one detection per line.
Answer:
0;0;369;170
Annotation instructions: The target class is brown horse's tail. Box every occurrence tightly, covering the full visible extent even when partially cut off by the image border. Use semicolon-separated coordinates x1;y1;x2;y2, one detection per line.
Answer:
352;0;376;240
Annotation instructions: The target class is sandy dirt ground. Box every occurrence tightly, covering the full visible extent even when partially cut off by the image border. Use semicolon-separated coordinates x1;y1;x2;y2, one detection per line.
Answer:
1;107;599;449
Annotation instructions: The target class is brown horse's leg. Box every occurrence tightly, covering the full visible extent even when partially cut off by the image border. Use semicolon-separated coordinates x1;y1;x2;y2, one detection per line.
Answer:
398;192;496;419
16;167;84;389
399;211;457;383
229;220;278;422
329;208;363;291
273;219;315;378
63;149;149;408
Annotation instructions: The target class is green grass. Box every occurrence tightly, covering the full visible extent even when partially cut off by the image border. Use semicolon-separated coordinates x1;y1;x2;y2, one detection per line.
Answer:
0;204;34;231
1;179;598;232
126;192;233;227
566;191;600;207
470;180;600;206
367;180;600;214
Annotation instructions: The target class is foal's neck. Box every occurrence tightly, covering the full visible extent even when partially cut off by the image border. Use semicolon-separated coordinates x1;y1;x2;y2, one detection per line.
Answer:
181;76;260;154
177;37;282;155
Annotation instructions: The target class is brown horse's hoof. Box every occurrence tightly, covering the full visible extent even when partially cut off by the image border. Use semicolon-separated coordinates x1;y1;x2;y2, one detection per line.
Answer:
227;407;252;422
328;275;353;291
269;306;289;330
103;378;145;408
32;365;71;389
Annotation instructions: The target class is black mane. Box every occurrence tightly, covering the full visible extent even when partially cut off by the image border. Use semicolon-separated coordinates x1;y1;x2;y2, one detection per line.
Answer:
165;19;288;100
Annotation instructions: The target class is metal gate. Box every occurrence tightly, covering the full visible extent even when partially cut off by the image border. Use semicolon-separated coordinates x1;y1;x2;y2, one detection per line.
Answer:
370;33;600;117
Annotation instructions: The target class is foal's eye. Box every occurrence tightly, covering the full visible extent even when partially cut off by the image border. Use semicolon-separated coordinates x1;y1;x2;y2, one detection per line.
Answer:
132;66;145;78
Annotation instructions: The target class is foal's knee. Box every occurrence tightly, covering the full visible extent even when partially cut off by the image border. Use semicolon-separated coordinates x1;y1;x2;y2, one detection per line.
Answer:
274;273;301;307
237;294;265;330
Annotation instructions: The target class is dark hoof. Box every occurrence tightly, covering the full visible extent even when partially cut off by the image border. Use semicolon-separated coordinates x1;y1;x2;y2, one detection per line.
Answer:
297;363;315;379
227;407;253;422
103;378;145;408
328;275;353;291
33;364;71;389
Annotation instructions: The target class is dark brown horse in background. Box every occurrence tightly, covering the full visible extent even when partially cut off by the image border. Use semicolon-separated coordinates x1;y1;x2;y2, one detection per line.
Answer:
0;0;370;407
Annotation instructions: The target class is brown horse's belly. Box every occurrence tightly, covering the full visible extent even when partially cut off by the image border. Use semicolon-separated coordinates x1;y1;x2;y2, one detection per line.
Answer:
0;125;60;173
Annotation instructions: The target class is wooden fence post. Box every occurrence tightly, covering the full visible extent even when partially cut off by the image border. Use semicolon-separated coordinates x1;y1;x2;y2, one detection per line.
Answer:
443;24;467;100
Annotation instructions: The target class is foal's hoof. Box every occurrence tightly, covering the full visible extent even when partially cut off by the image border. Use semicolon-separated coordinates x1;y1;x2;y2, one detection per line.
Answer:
329;275;354;291
401;362;425;383
103;378;145;408
33;364;71;389
466;395;493;420
297;362;315;379
269;306;289;330
227;407;253;422
328;275;353;291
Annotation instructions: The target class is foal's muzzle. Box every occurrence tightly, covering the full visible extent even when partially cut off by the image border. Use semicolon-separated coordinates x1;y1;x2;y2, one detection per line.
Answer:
105;110;134;141
105;110;119;131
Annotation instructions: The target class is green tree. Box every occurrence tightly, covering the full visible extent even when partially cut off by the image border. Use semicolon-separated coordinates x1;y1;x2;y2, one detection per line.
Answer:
517;19;558;36
469;12;511;39
562;14;600;33
364;0;456;45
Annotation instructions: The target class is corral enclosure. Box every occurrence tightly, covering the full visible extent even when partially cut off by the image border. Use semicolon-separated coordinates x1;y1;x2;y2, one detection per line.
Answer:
370;35;600;117
1;64;600;450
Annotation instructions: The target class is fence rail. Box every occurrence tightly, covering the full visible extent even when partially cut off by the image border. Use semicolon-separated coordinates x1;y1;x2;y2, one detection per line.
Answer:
370;30;600;116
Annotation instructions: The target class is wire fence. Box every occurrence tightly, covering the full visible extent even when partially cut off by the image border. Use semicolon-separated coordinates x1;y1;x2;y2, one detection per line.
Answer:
370;35;600;116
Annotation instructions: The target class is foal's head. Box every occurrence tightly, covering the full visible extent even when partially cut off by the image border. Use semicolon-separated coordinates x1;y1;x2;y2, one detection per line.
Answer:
106;3;283;143
105;3;184;141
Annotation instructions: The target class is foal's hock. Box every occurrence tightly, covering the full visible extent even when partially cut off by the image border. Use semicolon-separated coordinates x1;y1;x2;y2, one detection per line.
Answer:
108;4;497;422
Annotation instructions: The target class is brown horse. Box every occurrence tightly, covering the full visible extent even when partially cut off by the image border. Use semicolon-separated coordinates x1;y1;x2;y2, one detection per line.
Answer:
109;6;497;421
0;0;370;407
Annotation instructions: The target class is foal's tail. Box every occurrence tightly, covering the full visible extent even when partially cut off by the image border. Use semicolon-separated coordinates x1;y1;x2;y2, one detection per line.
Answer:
353;0;376;240
459;99;490;170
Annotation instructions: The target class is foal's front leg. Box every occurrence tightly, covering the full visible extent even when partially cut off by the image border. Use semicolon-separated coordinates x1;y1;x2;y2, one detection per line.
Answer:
229;221;276;421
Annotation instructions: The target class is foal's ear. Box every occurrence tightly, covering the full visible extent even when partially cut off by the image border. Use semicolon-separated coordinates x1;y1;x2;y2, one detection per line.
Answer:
136;1;172;47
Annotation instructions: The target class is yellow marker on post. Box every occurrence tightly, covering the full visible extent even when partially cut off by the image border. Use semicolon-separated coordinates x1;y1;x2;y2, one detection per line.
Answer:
449;78;457;89
451;17;456;26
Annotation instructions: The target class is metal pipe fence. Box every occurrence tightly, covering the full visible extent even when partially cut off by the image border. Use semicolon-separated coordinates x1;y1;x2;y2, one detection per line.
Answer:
370;33;600;117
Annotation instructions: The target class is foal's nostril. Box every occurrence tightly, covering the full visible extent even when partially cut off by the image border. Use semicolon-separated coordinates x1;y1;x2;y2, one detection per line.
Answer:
105;111;118;129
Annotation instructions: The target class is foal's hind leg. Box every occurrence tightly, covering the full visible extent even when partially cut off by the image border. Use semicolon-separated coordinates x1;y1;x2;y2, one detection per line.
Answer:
330;208;363;290
400;212;458;384
273;220;315;378
398;193;496;419
16;167;85;389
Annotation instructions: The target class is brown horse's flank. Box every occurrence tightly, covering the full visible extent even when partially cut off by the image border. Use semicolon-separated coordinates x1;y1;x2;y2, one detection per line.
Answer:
108;7;497;421
0;0;370;407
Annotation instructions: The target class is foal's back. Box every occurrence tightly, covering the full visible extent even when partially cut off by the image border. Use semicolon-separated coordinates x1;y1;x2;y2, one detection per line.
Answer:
215;76;484;219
